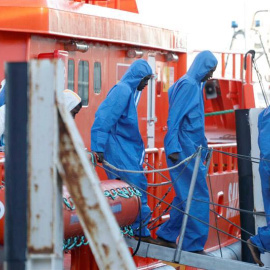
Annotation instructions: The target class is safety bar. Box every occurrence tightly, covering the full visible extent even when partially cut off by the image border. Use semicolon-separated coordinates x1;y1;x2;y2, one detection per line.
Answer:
144;148;164;224
192;50;245;80
205;109;234;117
207;143;237;174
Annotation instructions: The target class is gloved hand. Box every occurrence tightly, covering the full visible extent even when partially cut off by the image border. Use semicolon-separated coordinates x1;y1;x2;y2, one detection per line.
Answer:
168;152;179;163
95;152;104;163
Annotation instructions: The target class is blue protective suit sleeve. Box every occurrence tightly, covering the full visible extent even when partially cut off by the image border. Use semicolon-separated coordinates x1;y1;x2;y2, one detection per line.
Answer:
0;85;5;107
91;84;131;152
259;108;270;171
166;82;199;155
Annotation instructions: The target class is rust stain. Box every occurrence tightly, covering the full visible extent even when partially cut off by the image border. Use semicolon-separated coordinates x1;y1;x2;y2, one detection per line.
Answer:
102;243;110;257
34;184;38;192
50;167;54;178
28;246;54;254
36;214;40;219
87;203;99;210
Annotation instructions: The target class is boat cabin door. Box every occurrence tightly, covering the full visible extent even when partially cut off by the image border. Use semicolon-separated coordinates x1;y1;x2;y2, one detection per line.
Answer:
147;56;157;148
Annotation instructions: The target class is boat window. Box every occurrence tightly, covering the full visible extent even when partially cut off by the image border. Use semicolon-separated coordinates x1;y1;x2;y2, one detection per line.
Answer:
78;60;89;106
68;59;75;91
94;62;101;94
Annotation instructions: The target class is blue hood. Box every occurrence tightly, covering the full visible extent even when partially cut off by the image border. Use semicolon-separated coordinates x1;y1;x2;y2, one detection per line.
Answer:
187;51;218;82
120;59;152;91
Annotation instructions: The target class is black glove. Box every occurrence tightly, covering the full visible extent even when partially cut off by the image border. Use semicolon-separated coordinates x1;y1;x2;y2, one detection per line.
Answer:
96;152;104;163
168;152;179;163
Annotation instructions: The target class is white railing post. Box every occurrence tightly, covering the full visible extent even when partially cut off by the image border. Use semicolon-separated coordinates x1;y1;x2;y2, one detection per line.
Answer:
27;60;64;270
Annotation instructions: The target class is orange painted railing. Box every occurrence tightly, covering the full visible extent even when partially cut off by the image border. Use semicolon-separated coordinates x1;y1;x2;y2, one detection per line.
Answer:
207;143;238;175
145;148;164;223
218;51;244;80
146;144;238;183
144;144;238;230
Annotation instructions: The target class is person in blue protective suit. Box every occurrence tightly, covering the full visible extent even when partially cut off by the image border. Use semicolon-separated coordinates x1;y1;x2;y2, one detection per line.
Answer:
91;59;156;243
247;106;270;267
156;51;217;251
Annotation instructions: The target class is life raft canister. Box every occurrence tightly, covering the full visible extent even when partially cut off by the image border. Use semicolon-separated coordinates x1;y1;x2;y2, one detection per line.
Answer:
0;179;141;243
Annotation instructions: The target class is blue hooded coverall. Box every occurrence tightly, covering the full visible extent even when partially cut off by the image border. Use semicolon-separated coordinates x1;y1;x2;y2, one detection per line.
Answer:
250;106;270;253
91;59;153;237
156;51;218;251
0;83;5;106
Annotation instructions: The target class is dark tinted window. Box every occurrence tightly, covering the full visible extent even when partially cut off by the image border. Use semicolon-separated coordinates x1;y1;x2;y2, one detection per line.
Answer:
78;61;89;106
68;59;75;91
94;62;101;94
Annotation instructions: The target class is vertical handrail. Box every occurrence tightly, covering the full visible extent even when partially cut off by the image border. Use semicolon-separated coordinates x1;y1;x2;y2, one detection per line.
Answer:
234;147;238;171
146;152;154;215
227;147;232;172
154;150;162;219
174;147;202;263
232;54;236;79
209;157;214;175
245;54;253;84
221;53;225;78
240;54;244;80
218;147;223;173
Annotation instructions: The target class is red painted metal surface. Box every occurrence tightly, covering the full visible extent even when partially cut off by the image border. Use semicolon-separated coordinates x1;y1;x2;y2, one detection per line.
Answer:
243;54;256;109
0;1;185;53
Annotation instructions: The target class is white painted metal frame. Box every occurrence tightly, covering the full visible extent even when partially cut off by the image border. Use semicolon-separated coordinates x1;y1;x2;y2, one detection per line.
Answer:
27;60;64;270
27;59;135;269
147;56;156;149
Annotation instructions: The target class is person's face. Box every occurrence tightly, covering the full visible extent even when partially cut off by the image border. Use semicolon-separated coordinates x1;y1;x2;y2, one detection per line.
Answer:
70;103;82;119
201;66;216;82
137;75;152;91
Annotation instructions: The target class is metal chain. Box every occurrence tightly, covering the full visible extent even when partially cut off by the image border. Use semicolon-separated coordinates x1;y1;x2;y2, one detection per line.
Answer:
63;235;89;251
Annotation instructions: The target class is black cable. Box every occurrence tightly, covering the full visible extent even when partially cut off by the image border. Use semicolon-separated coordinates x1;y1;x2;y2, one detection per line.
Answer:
132;201;142;257
202;146;270;164
124;180;270;253
209;208;254;237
